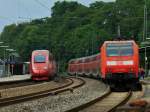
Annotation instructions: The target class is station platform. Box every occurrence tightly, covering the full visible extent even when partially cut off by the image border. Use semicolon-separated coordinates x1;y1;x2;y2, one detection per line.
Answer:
0;74;31;83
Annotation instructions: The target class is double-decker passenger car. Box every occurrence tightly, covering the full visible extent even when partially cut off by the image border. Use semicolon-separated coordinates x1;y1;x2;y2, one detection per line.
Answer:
30;50;56;80
68;54;100;77
101;40;140;88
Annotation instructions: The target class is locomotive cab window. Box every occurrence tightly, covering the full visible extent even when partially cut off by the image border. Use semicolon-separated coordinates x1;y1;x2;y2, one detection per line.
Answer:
106;43;133;56
34;55;46;63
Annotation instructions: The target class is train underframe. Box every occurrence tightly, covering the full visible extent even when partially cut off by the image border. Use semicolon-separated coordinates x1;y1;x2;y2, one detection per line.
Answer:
32;74;56;81
103;73;142;91
32;76;49;81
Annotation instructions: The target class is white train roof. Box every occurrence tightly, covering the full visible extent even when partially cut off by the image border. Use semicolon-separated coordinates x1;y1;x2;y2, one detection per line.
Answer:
69;53;100;62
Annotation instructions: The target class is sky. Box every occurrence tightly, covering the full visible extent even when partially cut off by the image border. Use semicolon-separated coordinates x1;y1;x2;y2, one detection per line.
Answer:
0;0;115;32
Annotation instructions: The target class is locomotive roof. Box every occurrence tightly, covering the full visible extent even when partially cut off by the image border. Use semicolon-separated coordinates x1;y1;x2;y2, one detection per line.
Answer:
32;50;54;57
102;40;138;50
104;40;135;44
33;50;49;52
32;50;50;54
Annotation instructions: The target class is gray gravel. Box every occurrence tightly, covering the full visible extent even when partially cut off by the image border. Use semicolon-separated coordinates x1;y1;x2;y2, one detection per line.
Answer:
0;77;108;112
143;85;150;98
141;78;150;100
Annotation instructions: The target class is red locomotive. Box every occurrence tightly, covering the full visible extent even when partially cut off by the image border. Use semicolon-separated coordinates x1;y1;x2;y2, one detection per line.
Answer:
30;50;56;80
68;40;140;89
101;40;140;89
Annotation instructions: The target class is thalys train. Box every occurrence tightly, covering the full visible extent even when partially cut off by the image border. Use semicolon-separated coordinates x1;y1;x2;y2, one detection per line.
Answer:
30;50;57;81
68;40;140;89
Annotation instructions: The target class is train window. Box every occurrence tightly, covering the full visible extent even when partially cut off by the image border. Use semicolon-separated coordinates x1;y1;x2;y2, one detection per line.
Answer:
106;43;133;56
85;58;90;62
79;60;83;63
96;55;100;60
91;57;96;61
34;55;46;63
70;61;74;64
74;60;79;63
82;59;85;63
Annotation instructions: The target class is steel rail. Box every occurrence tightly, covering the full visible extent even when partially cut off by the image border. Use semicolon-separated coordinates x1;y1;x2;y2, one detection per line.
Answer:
66;89;132;112
0;77;85;107
53;77;86;94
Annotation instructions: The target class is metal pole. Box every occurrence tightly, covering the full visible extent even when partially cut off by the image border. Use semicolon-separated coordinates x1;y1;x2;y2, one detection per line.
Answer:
143;3;146;41
12;65;14;75
0;46;9;77
145;47;147;76
12;55;14;75
143;0;147;41
3;48;5;76
145;1;147;40
117;24;121;37
8;53;10;76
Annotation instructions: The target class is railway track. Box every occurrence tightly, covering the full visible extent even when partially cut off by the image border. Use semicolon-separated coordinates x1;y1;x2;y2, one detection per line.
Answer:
51;77;85;94
115;83;147;111
66;80;148;112
0;80;41;90
66;90;132;112
0;77;85;107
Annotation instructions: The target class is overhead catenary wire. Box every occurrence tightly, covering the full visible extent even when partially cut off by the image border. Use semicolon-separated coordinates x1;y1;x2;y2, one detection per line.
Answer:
18;0;32;21
1;0;50;22
34;0;50;11
0;16;16;22
18;16;32;20
0;0;32;22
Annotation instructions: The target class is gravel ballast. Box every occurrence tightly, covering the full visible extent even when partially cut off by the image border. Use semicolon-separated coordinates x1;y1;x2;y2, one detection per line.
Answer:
0;77;108;112
0;79;70;98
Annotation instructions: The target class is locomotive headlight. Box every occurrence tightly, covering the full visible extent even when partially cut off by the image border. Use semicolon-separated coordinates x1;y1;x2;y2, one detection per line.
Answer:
43;66;48;69
107;61;117;66
123;61;133;65
107;60;133;65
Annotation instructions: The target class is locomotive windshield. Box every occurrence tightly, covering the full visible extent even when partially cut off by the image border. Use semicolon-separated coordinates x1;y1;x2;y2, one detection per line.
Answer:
106;43;133;56
34;55;46;63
